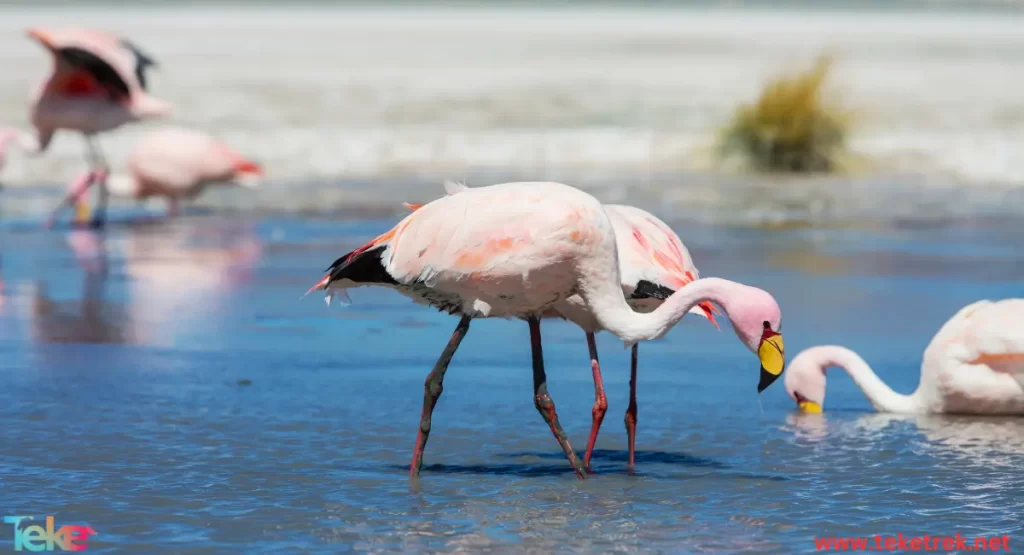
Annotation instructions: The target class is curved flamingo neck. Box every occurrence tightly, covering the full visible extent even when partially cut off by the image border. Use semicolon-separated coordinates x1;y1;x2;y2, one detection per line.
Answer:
582;275;739;344
811;345;921;413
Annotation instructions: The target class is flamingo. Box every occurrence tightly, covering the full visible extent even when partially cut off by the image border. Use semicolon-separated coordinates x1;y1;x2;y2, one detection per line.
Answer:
407;185;721;470
50;127;263;226
785;299;1024;415
0;27;171;227
550;204;721;470
308;181;786;479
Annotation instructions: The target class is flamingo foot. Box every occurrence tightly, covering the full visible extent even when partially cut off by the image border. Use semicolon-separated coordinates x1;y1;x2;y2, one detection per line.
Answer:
409;315;471;477
530;318;587;480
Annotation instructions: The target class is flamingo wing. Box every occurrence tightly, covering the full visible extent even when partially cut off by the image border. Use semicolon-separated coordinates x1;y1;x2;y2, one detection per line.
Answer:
605;204;719;324
31;28;153;103
119;39;158;90
956;300;1024;379
922;299;1024;413
56;46;131;101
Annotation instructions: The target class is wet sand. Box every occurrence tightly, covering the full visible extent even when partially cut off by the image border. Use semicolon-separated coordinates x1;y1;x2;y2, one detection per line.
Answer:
0;212;1022;552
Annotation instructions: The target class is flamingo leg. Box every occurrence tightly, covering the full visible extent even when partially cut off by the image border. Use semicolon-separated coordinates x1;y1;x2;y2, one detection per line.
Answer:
409;315;471;477
84;135;109;229
528;317;587;479
582;331;607;471
625;343;639;468
46;172;95;229
167;198;180;217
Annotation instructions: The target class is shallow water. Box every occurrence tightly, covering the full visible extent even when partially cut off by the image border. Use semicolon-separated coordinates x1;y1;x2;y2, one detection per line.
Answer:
0;213;1022;552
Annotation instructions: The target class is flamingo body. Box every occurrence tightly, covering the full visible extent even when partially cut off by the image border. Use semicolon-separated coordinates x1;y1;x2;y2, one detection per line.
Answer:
56;128;262;222
327;181;612;319
117;128;262;200
786;299;1024;415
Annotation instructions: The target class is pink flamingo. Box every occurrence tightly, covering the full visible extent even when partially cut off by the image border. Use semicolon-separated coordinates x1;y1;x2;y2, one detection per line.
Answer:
785;299;1024;415
407;184;721;470
551;204;722;470
308;181;786;479
52;127;263;226
0;27;171;227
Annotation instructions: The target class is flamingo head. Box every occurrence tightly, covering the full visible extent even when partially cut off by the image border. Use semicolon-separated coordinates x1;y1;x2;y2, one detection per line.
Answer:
784;349;827;413
232;160;263;189
725;285;785;393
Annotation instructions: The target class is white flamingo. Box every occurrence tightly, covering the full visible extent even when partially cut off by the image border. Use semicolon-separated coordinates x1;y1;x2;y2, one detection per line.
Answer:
785;299;1024;415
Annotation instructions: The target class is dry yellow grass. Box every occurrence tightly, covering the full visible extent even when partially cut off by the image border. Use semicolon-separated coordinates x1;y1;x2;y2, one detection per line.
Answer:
718;55;854;174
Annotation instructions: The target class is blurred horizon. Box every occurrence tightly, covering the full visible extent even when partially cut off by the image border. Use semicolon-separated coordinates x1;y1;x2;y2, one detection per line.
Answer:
2;1;1024;227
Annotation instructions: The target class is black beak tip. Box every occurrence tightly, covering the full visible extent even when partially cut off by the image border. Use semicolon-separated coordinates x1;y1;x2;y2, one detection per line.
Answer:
758;367;781;393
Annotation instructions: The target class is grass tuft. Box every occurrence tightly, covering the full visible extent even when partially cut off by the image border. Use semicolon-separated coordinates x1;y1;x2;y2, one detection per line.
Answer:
717;55;854;174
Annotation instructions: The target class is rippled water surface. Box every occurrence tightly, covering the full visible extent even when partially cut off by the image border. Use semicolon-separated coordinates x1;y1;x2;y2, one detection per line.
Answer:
0;213;1022;552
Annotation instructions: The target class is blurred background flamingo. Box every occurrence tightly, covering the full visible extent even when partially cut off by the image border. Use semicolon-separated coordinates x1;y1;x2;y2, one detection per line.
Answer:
49;127;263;227
786;299;1024;415
0;27;170;227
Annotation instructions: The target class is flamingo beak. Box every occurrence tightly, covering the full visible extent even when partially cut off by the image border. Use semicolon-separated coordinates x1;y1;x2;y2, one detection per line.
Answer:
798;400;823;413
757;326;785;393
233;160;263;188
794;392;822;413
27;28;56;50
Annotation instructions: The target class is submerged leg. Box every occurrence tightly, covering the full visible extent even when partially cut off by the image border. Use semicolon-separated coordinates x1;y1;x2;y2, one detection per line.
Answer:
582;332;607;471
529;317;587;479
410;315;472;477
625;343;639;468
85;136;109;228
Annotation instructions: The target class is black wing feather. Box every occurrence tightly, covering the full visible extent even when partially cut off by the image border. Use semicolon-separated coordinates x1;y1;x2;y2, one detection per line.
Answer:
325;245;397;287
119;39;157;91
630;279;675;300
57;46;131;100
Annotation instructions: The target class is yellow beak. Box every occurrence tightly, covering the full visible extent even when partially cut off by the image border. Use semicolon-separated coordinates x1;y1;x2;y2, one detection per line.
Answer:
757;332;785;393
798;400;823;413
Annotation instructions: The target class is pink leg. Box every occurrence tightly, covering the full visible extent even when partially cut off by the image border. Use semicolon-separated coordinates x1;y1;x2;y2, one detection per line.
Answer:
625;343;639;468
582;332;607;471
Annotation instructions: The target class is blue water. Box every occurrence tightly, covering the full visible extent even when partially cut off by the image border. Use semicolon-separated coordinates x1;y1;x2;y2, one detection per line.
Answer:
0;214;1022;552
